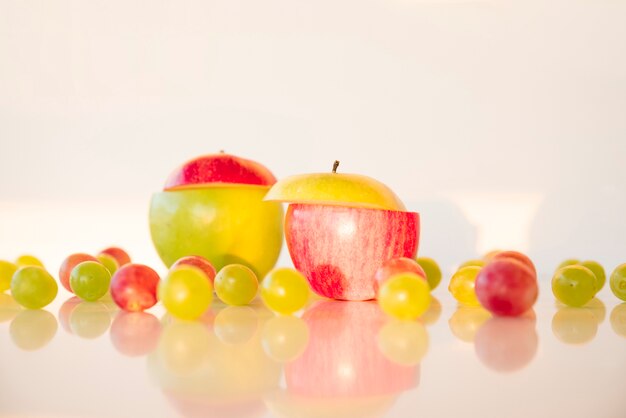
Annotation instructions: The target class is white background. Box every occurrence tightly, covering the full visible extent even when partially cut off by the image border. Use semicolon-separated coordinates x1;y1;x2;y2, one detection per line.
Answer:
1;0;625;276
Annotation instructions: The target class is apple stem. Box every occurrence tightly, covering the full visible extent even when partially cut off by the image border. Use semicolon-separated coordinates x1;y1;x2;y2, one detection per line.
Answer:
332;160;340;173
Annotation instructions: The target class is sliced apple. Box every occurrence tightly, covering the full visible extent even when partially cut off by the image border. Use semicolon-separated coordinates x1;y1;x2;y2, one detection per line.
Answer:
164;153;277;190
264;167;406;211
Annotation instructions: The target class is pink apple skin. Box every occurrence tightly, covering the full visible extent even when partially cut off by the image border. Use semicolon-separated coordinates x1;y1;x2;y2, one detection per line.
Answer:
475;259;538;317
374;257;426;292
164;153;277;190
286;300;418;398
285;204;419;301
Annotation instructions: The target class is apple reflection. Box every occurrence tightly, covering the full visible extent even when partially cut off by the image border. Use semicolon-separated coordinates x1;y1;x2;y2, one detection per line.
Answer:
110;311;161;356
10;309;58;351
267;301;419;418
147;304;281;418
474;312;538;373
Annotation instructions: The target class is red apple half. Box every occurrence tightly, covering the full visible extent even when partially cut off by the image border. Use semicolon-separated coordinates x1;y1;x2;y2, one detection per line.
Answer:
285;204;419;301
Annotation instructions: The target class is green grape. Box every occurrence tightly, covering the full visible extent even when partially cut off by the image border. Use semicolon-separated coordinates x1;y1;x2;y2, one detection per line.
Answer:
580;260;605;293
557;259;580;270
11;266;58;309
0;260;18;292
378;273;431;320
15;255;44;268
70;261;111;302
214;264;258;306
377;320;429;366
448;266;482;307
159;266;213;320
10;309;58;351
459;259;485;269
416;257;442;290
213;306;258;345
610;264;626;302
97;253;119;275
552;266;596;307
261;315;309;362
261;268;310;315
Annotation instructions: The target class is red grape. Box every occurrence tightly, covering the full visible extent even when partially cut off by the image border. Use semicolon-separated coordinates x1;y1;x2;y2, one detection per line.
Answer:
475;259;538;317
110;264;159;312
99;247;131;267
59;253;99;293
170;255;216;284
374;257;426;291
490;251;537;277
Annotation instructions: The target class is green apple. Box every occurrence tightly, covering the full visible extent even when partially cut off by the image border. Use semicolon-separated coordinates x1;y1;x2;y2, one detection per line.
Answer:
149;154;283;279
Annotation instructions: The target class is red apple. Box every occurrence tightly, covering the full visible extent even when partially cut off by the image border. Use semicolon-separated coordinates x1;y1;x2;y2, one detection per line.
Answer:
99;247;131;267
374;257;426;292
475;259;538;317
58;253;99;293
285;204;419;300
286;301;418;398
164;153;277;190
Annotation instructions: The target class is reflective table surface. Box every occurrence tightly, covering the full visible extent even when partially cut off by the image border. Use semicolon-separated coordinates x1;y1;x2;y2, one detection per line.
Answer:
1;280;624;418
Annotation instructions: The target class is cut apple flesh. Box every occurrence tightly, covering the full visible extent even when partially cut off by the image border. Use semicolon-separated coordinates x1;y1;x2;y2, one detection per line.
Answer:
264;173;406;211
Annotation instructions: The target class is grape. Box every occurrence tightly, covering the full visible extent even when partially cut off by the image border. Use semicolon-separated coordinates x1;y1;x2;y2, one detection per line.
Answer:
585;297;606;323
171;255;216;283
58;253;99;293
475;259;538;316
261;268;310;315
459;259;485;269
579;260;605;294
214;264;258;306
552;265;596;307
610;263;626;301
610;303;626;338
448;306;491;343
214;306;259;345
448;266;482;307
490;251;537;277
58;296;82;334
0;260;18;292
98;247;131;266
69;301;111;339
377;320;429;366
96;253;119;275
15;255;44;268
70;261;111;302
10;309;58;351
415;257;442;290
110;264;159;312
377;273;431;320
557;259;580;270
11;266;58;309
155;320;211;375
110;311;161;357
552;307;598;345
159;266;213;320
374;257;426;291
261;315;309;362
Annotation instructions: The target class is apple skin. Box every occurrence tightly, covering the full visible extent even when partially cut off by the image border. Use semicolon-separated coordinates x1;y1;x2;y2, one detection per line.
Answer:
286;300;418;398
165;153;277;190
285;204;419;301
150;187;283;278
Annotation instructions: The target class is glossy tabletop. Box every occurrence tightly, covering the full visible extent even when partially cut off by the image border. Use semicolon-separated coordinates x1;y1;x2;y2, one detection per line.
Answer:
1;277;624;418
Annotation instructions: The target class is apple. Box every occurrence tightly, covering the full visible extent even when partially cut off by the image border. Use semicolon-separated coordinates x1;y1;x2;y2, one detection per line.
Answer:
265;162;418;301
285;204;418;300
271;301;418;418
150;153;283;279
